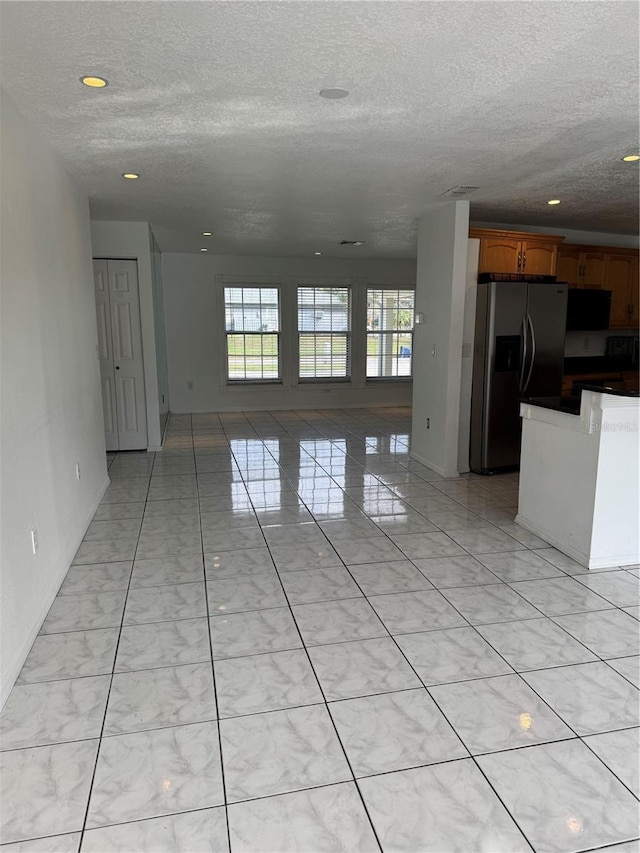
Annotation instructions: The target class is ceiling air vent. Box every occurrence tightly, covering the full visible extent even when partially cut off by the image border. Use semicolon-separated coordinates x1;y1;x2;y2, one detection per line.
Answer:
340;240;365;246
439;186;480;198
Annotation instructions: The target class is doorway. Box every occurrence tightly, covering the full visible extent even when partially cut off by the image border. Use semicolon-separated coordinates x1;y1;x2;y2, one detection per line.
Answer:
93;258;148;451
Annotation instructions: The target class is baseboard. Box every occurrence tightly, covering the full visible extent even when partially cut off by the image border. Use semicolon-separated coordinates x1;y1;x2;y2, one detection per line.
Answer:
168;401;412;414
0;476;110;710
409;450;459;479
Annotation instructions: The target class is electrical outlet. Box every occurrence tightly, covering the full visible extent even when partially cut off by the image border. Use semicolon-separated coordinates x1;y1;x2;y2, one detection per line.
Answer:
75;463;81;480
582;336;590;351
426;418;430;429
431;345;437;357
31;528;39;555
186;381;194;391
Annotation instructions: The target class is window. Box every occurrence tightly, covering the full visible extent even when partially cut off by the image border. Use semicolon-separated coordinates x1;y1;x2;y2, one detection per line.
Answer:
224;287;280;381
298;286;351;380
366;288;415;378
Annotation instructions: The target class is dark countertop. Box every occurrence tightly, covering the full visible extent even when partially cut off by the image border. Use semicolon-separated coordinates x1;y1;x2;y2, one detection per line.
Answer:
564;356;638;374
523;386;640;416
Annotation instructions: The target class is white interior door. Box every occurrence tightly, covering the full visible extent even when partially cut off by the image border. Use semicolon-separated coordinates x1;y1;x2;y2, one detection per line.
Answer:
93;258;148;451
93;259;119;451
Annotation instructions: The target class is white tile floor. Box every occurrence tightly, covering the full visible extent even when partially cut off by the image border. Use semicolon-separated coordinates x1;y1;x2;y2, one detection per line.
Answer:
1;407;639;853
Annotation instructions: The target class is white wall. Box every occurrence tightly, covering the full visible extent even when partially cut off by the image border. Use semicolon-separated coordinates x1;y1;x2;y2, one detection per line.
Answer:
0;91;108;707
458;238;480;472
411;202;470;477
162;252;416;413
90;221;162;448
470;221;639;250
150;229;169;431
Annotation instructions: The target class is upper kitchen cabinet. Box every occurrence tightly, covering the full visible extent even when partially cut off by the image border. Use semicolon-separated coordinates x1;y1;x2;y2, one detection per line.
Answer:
470;229;564;276
606;252;639;328
556;245;606;289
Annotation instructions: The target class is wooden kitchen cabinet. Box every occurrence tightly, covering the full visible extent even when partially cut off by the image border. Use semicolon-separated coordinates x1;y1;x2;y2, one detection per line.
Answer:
471;229;564;276
606;252;638;328
556;245;607;288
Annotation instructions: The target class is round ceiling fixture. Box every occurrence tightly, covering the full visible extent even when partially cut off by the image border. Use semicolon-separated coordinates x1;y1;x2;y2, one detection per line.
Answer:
319;87;349;100
201;231;213;236
80;76;109;88
622;154;640;162
122;173;139;180
314;252;322;256
547;199;561;205
200;248;208;252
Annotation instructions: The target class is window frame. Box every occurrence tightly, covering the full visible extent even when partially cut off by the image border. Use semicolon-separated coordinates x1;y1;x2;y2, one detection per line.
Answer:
221;280;283;385
297;283;353;383
365;286;416;382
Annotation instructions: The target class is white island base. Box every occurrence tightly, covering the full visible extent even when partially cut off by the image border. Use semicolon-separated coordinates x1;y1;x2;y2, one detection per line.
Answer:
517;390;640;570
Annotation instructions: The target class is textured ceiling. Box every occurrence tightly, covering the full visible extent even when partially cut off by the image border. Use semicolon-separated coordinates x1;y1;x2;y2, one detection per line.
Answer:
1;1;638;256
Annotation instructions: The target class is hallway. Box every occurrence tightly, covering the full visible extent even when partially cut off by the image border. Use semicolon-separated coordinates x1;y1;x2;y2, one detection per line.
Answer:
1;408;639;852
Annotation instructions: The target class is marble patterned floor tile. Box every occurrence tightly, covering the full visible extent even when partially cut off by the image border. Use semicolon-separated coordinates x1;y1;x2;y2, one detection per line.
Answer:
130;554;204;587
606;656;640;687
58;562;132;596
553;609;640;659
583;728;640;796
220;704;351;802
269;541;343;572
81;807;229;853
371;513;440;536
83;518;142;542
532;547;596;574
390;532;467;560
227;783;377;853
446;526;526;554
104;662;216;734
477;550;565;581
200;510;258;533
92;501;145;521
201;527;266;553
329;688;467;776
279;565;363;604
135;532;203;560
368;589;468;635
423;509;489;531
214;648;323;717
209;607;302;659
0;740;99;844
521;662;640;735
17;629;119;684
142;498;200;517
146;477;198;501
123;582;207;625
40;590;127;634
308;637;421;701
72;540;137;565
477;739;640;853
492;521;550;549
346;560;434;595
206;573;286;614
319;517;387;540
441;583;542;625
509;576;615;616
101;481;149;503
330;536;406;566
394;626;512;685
477;618;598;671
204;548;275;580
431;674;574;754
292;598;387;646
0;676;110;750
359;758;530;853
86;721;223;828
623;605;640;620
261;522;327;548
411;555;501;588
115;618;211;672
140;513;201;536
575;570;640;607
254;505;313;525
0;833;81;852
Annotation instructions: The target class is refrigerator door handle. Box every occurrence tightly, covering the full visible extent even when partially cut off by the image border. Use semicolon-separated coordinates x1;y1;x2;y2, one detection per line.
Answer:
523;313;536;391
518;313;528;391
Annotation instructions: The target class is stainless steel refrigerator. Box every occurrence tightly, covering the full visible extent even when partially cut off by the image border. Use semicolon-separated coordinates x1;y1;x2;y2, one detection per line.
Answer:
470;280;568;473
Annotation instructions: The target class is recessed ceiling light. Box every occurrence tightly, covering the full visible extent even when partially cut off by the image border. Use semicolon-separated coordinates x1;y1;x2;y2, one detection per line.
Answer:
547;199;561;205
80;75;109;88
201;231;213;236
200;248;208;252
319;87;349;100
314;252;322;256
622;154;640;162
122;173;139;180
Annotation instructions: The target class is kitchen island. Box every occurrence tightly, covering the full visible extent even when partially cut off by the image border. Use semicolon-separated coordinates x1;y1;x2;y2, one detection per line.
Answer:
517;387;640;569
